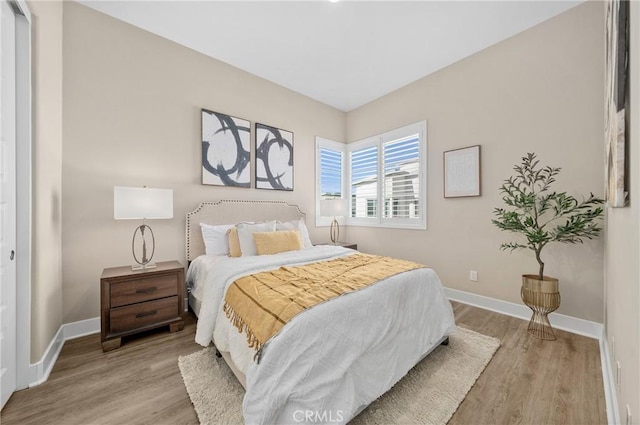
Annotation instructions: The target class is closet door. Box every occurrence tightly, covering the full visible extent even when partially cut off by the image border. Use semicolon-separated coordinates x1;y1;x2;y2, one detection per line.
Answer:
0;0;18;409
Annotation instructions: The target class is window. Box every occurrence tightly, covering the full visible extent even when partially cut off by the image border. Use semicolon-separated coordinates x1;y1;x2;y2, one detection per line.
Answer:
348;121;426;229
319;146;343;199
366;199;377;217
350;144;378;219
316;121;427;230
315;137;345;226
383;134;420;219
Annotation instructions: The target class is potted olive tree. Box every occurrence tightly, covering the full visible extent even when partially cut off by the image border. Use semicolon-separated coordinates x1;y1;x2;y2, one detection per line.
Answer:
492;153;604;340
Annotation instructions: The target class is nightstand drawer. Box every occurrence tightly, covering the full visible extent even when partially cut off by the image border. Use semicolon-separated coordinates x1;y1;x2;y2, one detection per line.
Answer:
110;296;179;334
110;274;178;307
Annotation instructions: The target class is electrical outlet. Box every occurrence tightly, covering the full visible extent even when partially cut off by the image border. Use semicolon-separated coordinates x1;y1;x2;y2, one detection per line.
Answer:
469;271;478;282
626;405;632;425
616;361;621;391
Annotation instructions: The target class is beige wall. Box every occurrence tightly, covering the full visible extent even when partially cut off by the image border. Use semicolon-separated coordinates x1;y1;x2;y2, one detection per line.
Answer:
345;2;605;322
24;0;640;416
61;2;346;323
604;0;640;421
36;0;616;358
29;0;64;363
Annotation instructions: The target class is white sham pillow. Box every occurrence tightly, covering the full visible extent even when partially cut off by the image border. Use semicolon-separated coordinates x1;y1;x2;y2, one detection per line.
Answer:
276;218;313;249
236;221;277;256
200;223;235;256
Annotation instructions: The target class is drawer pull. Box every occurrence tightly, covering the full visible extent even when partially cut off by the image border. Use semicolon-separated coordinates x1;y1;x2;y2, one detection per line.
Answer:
136;287;157;294
136;310;157;318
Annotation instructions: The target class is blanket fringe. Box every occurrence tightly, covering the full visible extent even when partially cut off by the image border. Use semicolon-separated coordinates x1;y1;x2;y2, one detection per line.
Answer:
223;302;263;353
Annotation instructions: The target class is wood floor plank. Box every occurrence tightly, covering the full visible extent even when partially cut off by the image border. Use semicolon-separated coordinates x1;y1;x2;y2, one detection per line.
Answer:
1;303;606;424
450;302;606;425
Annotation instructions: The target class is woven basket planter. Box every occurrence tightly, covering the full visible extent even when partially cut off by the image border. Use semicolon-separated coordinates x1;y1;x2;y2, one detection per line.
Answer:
521;275;560;341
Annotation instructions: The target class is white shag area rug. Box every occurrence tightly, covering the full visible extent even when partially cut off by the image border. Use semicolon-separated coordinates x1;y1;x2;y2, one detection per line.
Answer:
178;327;500;425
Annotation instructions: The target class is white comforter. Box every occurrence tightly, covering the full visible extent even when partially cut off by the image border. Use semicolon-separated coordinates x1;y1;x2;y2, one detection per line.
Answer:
188;246;456;424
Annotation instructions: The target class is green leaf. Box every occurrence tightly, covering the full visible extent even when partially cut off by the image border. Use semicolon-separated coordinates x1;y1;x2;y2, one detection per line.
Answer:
492;152;604;270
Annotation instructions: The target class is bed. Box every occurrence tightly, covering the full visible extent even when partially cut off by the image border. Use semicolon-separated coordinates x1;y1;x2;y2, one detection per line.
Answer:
185;200;456;424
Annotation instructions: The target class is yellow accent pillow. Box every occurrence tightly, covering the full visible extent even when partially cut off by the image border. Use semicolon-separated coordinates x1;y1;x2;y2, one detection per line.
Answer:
228;227;242;258
253;231;302;255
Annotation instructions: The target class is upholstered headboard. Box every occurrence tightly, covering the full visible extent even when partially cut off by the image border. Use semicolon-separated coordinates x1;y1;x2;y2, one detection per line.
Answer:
185;200;307;262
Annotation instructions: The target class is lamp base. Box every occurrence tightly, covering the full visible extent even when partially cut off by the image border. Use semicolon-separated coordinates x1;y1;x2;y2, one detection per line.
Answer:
131;262;157;271
131;223;157;271
330;218;340;244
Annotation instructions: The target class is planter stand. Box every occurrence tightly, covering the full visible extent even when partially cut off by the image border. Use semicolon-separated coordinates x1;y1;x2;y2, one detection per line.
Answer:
521;275;560;340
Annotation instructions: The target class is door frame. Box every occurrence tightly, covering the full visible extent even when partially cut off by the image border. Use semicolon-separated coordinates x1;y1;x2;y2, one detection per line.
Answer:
12;0;33;389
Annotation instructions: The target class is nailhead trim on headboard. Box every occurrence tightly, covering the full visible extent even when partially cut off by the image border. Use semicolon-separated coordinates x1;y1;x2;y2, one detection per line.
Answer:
185;200;307;262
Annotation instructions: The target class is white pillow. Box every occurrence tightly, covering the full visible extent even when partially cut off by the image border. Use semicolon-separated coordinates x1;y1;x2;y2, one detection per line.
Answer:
236;221;277;256
276;218;313;249
200;223;235;256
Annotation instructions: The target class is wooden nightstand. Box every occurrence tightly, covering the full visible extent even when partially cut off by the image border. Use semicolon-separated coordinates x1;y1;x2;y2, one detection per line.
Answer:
100;260;185;352
318;242;357;250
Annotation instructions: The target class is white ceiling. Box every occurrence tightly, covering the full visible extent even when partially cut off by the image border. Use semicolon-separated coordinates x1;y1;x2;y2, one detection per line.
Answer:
80;0;584;112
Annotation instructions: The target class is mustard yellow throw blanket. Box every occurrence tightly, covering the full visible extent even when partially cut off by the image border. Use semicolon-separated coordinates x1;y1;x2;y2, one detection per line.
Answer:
223;253;424;353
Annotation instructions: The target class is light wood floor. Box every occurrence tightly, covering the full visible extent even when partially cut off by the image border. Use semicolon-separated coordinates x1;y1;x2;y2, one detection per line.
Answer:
1;302;606;424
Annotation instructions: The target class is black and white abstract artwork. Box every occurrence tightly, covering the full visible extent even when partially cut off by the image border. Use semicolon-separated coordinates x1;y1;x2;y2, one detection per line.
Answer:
255;123;294;191
201;109;251;187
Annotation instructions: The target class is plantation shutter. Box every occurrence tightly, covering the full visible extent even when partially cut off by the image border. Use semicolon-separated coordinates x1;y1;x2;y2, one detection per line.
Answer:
319;121;425;229
382;134;420;219
319;147;343;199
350;145;378;218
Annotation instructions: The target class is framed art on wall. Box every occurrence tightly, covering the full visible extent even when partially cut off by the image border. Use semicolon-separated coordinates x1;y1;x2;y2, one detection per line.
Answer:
201;109;251;187
604;0;629;207
443;145;481;198
255;123;294;191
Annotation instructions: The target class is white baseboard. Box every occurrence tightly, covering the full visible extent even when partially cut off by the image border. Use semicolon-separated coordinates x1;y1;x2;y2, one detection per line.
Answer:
445;287;618;424
600;328;620;425
28;317;100;387
445;287;602;339
62;317;100;341
28;326;64;387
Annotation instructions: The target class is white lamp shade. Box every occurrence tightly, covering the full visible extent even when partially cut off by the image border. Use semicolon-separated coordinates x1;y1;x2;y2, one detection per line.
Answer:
114;186;173;220
320;198;347;217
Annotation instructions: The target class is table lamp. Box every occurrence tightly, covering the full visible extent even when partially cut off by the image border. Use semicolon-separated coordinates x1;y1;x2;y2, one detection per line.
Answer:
320;198;346;244
114;186;173;270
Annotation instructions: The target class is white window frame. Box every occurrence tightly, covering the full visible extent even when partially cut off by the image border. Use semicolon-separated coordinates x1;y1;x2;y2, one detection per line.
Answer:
347;121;427;230
315;122;427;230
